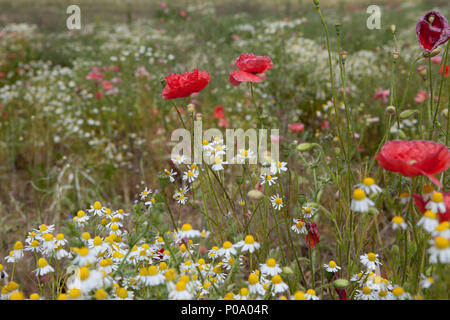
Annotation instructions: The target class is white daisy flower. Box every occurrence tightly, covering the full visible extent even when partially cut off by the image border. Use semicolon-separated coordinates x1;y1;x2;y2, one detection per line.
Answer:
270;161;288;175
421;185;435;201
323;260;341;273
182;168;199;183
34;258;54;277
392;216;407;230
425;192;446;214
216;241;236;258
420;274;435;289
305;289;320;300
235;235;260;253
432;221;450;238
355;286;376;300
114;287;134;300
211;157;227;171
360;252;382;271
72;247;97;266
163;169;177;182
237;149;256;163
260;258;282;277
138;266;165;287
399;192;411;205
355;177;382;195
417;210;439;233
139;187;152;200
271;275;289;295
291;218;307;234
427;236;450;264
172;154;188;165
78;267;103;292
169;280;193;300
260;174;277;186
270;194;283;211
247;273;265;296
88;201;106;217
350;188;374;213
301;203;316;218
391;287;411;300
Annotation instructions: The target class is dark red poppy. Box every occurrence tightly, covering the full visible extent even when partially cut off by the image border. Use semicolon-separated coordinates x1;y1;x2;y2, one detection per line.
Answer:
416;11;450;52
229;53;273;86
375;140;450;188
288;123;305;133
413;192;450;223
214;105;225;119
161;68;210;100
306;222;320;249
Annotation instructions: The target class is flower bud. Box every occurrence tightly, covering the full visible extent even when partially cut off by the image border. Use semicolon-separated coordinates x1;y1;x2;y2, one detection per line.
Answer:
392;51;400;61
187;103;195;113
195;113;203;121
423;46;441;58
235;176;243;185
333;279;349;288
442;109;448;118
297;143;314;151
340;50;347;63
158;174;170;189
313;0;319;6
335;23;341;33
247;190;264;201
398;129;407;140
385;105;396;116
391;244;400;255
399;109;418;119
282;267;294;274
390;24;396;34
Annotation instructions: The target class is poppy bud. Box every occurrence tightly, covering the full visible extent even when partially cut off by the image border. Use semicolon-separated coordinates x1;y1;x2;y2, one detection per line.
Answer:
313;0;319;6
282;267;294;274
235;176;243;185
392;51;400;61
340;50;347;63
442;109;448;118
385;105;396;116
158;173;170;189
368;207;379;215
391;244;400;256
333;279;349;289
399;109;418;119
423;46;442;58
335;23;341;33
195;113;203;121
297;143;314;151
416;65;427;79
247;190;264;200
390;24;396;34
397;129;407;140
187;103;195;113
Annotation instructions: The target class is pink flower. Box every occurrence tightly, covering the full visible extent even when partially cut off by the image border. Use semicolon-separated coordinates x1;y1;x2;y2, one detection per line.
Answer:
288;123;305;133
373;89;390;103
414;90;427;104
431;56;442;64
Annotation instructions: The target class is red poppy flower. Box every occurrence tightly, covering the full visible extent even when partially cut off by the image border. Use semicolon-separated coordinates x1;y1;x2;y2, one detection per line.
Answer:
373;89;390;103
413;192;450;223
375;140;450;188
161;68;210;100
306;222;320;249
214;105;225;119
288;123;305;133
416;11;450;52
440;65;449;77
229;53;273;86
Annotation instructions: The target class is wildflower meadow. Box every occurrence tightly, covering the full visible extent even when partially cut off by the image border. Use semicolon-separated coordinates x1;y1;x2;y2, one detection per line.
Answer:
0;0;449;304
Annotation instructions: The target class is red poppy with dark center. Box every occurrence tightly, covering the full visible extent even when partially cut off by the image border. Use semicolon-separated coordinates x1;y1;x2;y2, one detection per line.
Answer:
413;192;450;223
375;140;450;188
161;68;210;100
214;105;225;119
416;11;450;52
306;222;320;249
288;123;305;133
229;53;273;86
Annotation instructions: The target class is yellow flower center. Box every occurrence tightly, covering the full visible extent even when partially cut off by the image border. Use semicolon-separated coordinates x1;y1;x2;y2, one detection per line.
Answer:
96;289;108;300
307;289;316;295
392;287;404;296
362;286;372;295
296;220;304;228
241;150;248;157
422;185;434;194
79;247;89;256
116;288;128;299
367;252;376;261
431;192;444;203
79;267;90;281
424;210;437;219
240;288;249;296
81;232;91;240
13;241;23;250
353;188;366;201
9;292;24;300
187;171;194;177
294;291;306;300
363;177;375;186
77;210;85;217
93;201;102;210
165;269;176;281
267;258;276;268
43;233;53;241
275;198;282;205
29;293;40;300
182;224;192;231
248;273;259;285
37;258;48;268
328;260;337;268
392;216;404;224
56;233;65;241
265;175;272;181
159;262;167;270
175;280;186;291
68;288;82;299
39;224;48;232
244;235;255;244
223;241;232;249
214;157;221;165
272;275;282;284
400;192;409;198
435;236;449;249
436;222;449;232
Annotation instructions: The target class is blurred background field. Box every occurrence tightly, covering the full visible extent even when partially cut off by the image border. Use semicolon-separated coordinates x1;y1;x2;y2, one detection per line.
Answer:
0;0;448;265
